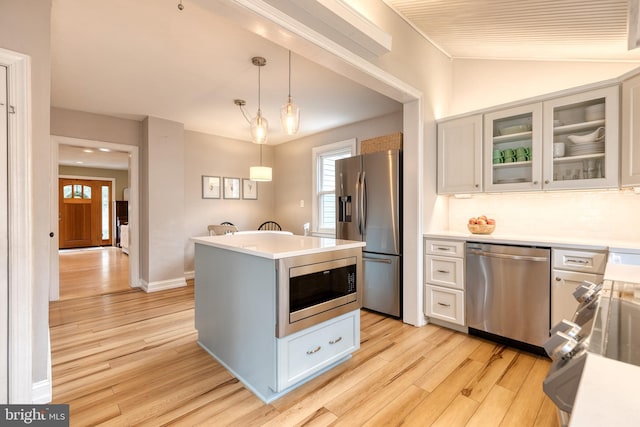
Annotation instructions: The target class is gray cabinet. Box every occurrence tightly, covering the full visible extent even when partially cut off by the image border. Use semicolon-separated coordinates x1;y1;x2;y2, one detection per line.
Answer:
622;72;640;187
437;115;483;194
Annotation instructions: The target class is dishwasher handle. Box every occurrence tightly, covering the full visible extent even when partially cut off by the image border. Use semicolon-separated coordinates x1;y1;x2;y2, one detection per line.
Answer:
467;249;548;262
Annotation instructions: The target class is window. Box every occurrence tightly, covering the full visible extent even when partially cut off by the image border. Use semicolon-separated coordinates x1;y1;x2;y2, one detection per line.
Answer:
312;138;356;235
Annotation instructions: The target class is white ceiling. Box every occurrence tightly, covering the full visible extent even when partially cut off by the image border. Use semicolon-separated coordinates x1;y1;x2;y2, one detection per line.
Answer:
53;0;640;170
384;0;640;61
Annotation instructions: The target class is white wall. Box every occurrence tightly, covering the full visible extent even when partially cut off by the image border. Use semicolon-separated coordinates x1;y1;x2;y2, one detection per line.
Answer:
141;117;186;287
183;130;275;272
274;112;403;234
450;59;640;116
448;189;640;243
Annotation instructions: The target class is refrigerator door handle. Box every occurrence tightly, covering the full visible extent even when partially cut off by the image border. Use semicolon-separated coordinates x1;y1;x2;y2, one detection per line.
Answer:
355;171;361;235
360;171;366;234
363;256;392;264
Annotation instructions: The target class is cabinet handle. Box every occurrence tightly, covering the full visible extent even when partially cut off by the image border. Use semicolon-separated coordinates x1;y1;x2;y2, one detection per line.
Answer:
436;269;450;274
435;247;451;252
437;302;451;307
544;180;550;184
475;184;479;188
567;259;589;264
306;346;322;355
556;277;562;281
329;337;342;345
533;181;538;185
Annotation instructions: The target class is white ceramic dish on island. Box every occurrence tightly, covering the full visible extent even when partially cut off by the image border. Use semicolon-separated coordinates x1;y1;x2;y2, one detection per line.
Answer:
567;127;605;144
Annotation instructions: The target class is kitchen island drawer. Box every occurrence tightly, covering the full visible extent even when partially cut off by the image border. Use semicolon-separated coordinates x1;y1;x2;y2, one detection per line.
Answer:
424;284;465;325
552;249;607;274
425;255;464;289
276;310;359;392
425;239;465;257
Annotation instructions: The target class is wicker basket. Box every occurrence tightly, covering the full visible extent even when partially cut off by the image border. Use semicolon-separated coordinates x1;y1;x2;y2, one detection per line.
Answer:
467;223;496;234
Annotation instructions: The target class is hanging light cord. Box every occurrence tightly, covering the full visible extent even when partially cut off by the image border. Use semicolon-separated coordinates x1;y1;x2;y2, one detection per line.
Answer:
257;61;262;115
287;51;292;98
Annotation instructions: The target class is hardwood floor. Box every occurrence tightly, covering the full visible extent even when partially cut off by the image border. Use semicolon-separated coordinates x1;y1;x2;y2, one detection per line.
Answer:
50;283;559;426
59;247;130;300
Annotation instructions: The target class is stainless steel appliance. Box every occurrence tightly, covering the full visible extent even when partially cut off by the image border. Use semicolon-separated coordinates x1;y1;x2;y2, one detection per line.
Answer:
466;243;551;352
335;150;401;317
551;248;607;326
277;247;362;337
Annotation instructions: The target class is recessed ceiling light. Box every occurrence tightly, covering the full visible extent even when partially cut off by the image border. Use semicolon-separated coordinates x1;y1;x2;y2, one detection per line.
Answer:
99;148;111;152
83;149;94;153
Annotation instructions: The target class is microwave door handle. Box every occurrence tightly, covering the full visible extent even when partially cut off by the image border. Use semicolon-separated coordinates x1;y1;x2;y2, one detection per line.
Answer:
360;171;366;235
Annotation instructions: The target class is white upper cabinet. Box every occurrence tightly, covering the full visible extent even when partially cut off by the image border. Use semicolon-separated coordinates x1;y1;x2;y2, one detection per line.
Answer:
437;114;483;194
542;85;619;190
621;73;640;187
484;103;543;192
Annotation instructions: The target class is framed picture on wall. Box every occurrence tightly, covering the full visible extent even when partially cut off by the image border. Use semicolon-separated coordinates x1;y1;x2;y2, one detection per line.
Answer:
242;178;257;200
202;176;220;199
223;177;241;199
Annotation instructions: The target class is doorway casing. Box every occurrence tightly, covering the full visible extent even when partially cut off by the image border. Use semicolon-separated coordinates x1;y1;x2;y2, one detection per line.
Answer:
50;135;140;301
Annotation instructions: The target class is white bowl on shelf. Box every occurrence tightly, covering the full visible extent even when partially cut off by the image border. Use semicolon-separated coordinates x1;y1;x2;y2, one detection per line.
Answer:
567;127;605;144
499;124;531;136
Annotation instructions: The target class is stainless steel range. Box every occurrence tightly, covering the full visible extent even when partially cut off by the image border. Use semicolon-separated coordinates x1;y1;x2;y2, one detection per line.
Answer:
543;277;640;426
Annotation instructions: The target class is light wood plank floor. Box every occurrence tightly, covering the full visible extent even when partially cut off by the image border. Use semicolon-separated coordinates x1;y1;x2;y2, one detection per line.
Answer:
50;283;559;426
59;247;130;300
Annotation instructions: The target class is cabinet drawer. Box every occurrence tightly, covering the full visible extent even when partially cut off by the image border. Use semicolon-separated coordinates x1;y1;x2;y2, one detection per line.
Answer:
552;249;607;274
276;310;359;392
424;285;465;325
425;239;465;257
425;255;464;289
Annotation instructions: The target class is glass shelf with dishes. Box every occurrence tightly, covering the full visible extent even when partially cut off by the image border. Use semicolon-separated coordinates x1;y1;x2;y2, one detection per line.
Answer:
542;85;618;190
484;104;543;191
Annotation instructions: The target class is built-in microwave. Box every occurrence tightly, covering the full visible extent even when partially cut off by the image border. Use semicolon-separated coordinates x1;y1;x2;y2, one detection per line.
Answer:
276;247;362;337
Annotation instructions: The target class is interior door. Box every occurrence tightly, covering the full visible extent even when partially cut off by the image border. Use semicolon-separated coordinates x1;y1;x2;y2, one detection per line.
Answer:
59;178;107;249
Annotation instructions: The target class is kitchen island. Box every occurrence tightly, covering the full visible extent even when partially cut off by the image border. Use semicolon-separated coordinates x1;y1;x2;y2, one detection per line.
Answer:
192;232;365;403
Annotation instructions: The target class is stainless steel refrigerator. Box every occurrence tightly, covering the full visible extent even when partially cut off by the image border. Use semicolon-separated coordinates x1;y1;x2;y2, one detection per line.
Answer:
336;149;402;317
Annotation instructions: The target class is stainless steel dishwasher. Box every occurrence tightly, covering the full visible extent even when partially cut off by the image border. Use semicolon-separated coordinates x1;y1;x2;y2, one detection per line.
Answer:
466;243;551;352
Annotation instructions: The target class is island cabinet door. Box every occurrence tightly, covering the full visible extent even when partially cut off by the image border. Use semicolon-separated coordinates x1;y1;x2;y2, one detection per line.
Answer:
276;310;359;392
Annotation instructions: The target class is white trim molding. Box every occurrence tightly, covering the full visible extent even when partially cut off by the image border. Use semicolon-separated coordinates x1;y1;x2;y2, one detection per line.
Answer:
1;47;34;403
139;278;187;293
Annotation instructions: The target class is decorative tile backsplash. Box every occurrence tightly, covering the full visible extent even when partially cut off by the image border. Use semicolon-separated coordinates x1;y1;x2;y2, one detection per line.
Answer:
447;189;640;242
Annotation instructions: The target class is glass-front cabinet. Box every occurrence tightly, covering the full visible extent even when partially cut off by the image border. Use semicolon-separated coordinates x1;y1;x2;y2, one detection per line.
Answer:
484;104;543;192
542;85;619;190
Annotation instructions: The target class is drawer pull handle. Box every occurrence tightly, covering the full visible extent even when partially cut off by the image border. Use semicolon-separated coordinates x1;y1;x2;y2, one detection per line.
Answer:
306;346;322;355
437;302;451;307
436;269;450;274
567;259;588;264
329;337;342;345
435;247;451;251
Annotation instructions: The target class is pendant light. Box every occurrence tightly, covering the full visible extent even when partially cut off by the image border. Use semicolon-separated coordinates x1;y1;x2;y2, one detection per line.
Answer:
280;50;300;135
250;56;268;145
250;143;272;182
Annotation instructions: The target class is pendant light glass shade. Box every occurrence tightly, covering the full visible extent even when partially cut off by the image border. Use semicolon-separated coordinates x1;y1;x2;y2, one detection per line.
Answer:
250;110;268;144
280;51;300;135
281;96;300;135
250;166;272;182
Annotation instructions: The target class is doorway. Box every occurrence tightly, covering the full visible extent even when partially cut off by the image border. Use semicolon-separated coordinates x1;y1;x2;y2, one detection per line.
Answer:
50;136;140;302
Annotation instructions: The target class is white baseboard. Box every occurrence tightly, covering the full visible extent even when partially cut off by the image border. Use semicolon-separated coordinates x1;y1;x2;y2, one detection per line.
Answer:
139;277;187;293
184;270;194;280
32;379;51;404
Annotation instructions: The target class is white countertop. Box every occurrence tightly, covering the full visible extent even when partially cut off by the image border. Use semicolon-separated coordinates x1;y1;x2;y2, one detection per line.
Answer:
192;232;365;259
569;354;640;426
424;230;640;253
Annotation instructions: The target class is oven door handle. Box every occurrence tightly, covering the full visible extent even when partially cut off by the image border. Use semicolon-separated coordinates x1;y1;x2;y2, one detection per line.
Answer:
363;256;392;264
467;249;548;262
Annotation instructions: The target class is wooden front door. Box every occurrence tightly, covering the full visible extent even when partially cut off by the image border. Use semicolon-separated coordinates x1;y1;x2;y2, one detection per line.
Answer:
59;178;112;249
